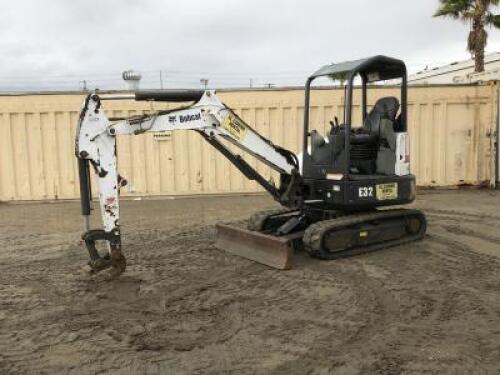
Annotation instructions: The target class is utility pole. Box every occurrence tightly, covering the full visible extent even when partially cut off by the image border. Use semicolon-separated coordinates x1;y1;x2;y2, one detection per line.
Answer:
200;78;209;89
264;83;275;89
249;78;253;88
159;71;164;89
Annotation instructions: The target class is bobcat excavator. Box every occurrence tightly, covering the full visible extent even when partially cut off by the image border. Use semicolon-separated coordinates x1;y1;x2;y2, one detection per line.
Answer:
75;56;426;276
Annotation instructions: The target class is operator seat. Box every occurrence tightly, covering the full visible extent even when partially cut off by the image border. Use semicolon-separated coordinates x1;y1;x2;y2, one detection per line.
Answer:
358;96;399;144
348;96;399;149
362;96;400;136
366;97;401;175
310;97;401;168
348;96;400;175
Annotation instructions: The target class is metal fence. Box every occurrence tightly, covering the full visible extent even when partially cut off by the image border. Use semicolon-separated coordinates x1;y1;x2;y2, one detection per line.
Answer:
0;84;498;201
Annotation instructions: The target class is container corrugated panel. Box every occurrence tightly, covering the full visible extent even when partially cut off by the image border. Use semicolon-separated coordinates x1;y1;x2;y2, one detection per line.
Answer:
0;85;497;201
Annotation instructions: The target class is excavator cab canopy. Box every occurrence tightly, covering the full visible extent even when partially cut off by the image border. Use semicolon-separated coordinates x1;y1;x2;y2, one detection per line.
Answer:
309;55;407;82
302;55;408;179
304;55;407;135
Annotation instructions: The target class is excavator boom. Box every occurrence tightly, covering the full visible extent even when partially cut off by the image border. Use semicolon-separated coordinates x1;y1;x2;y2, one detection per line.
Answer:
76;90;299;275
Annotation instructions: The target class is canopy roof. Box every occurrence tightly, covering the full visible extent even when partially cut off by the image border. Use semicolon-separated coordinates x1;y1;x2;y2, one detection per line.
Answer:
310;55;406;82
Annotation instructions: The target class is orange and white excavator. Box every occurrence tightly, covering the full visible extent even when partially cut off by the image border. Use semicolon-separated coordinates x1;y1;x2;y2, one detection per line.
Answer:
76;56;426;277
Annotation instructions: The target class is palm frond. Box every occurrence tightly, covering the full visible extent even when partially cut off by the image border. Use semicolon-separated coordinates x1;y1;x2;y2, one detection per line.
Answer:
434;0;474;18
486;12;500;28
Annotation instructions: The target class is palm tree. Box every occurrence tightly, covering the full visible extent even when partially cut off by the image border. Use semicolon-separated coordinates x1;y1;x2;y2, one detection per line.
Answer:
434;0;500;72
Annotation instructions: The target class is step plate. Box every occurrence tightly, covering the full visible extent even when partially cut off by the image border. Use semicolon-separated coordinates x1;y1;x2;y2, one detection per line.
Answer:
215;224;295;270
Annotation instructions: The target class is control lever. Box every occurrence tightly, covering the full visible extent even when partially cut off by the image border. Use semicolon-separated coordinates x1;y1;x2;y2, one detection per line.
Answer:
329;116;340;134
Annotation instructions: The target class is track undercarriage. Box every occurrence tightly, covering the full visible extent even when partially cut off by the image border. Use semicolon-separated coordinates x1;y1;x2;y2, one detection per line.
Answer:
215;207;426;269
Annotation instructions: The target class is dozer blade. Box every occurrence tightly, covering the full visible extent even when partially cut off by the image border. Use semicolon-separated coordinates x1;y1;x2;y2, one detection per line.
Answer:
215;223;297;270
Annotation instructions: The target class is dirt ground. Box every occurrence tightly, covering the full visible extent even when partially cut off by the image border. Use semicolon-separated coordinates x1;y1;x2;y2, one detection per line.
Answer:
0;190;499;375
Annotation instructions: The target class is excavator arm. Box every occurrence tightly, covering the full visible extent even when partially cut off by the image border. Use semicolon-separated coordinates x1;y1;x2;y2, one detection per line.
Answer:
75;90;299;275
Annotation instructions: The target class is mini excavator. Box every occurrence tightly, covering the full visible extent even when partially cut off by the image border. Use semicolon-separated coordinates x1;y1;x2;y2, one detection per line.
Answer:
75;56;426;276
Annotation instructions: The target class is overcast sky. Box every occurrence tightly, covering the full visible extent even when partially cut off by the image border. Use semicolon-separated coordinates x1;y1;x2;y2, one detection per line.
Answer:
1;0;499;91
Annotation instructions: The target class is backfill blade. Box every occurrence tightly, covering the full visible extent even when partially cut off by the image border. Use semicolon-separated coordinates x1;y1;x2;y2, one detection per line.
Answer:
215;224;294;270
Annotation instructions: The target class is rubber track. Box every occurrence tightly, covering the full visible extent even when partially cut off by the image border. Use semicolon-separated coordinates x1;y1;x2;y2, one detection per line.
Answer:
302;209;427;260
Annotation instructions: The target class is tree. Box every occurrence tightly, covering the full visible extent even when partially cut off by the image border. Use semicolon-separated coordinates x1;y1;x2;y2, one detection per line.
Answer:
434;0;500;72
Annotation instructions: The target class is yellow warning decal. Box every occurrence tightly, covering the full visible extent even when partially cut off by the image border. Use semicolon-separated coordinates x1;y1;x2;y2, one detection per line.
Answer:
222;113;248;141
376;183;398;201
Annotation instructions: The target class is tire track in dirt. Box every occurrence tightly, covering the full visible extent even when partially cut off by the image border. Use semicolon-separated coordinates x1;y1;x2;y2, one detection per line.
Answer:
1;192;500;374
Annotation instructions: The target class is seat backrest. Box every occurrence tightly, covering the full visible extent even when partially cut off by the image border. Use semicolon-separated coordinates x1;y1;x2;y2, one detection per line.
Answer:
362;96;400;136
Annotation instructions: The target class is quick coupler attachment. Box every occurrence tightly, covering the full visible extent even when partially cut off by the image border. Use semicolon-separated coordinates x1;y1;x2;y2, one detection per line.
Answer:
82;229;126;276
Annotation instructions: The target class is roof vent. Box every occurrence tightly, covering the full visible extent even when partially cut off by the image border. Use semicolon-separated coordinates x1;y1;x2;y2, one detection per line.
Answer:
122;70;142;90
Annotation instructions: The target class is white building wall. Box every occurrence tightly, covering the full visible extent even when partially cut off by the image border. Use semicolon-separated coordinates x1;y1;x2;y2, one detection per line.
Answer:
409;52;500;84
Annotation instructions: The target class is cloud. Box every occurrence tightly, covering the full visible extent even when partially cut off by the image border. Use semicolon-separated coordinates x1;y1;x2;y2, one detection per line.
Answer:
1;0;499;90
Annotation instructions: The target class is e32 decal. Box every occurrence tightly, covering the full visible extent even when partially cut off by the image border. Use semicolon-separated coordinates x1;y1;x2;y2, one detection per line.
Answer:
358;186;374;198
